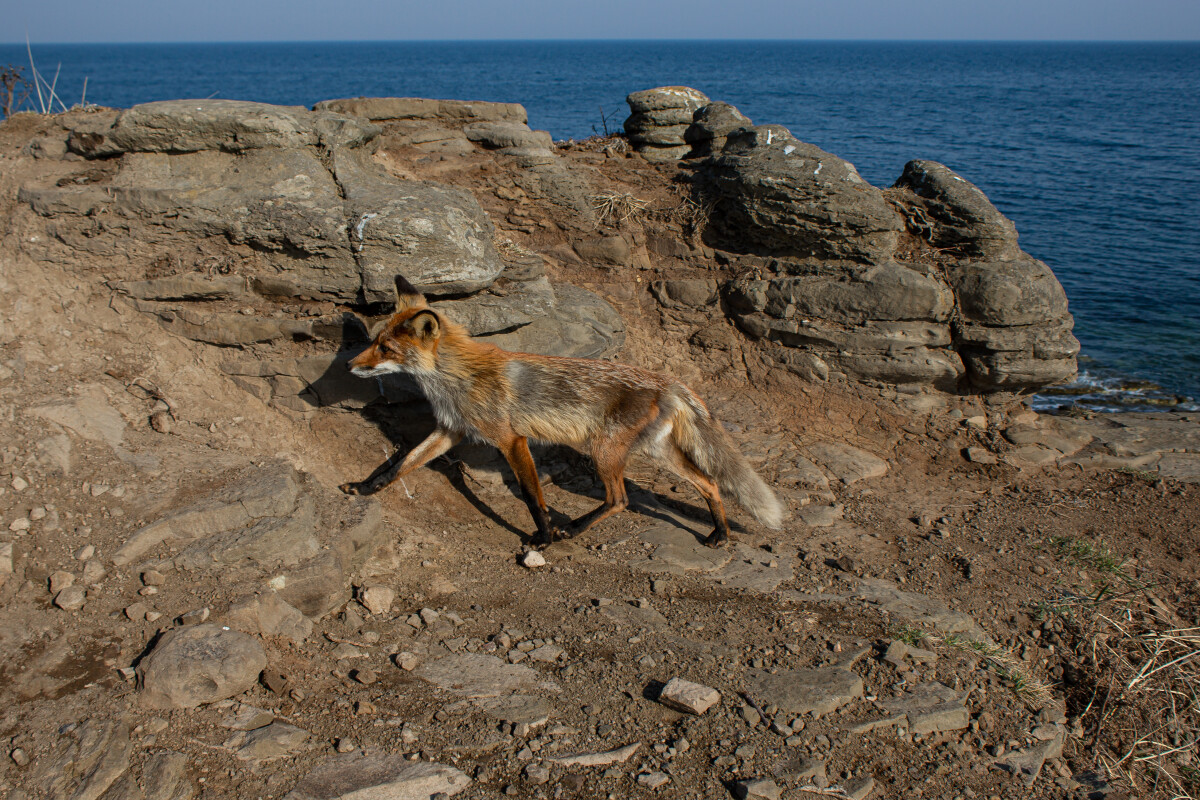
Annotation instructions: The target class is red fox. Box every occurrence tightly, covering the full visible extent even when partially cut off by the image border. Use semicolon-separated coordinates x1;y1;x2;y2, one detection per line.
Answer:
341;275;783;547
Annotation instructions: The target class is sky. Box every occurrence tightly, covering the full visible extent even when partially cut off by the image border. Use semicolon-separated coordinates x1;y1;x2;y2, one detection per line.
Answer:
3;0;1199;43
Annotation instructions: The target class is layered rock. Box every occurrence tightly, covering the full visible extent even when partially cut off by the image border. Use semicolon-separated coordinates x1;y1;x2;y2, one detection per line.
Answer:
625;86;710;161
666;91;1078;392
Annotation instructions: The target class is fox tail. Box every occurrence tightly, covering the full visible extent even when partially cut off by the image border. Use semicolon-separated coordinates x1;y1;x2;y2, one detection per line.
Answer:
664;387;784;529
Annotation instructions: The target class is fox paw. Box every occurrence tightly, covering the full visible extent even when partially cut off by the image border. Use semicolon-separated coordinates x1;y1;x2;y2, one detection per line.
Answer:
340;481;375;496
703;529;729;548
533;527;568;546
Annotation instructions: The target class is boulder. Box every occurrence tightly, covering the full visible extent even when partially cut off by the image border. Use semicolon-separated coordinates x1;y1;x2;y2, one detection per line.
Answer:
333;148;505;301
685;101;753;156
893;160;1019;259
138;625;267;709
702;125;905;263
625;86;711;161
314;97;527;125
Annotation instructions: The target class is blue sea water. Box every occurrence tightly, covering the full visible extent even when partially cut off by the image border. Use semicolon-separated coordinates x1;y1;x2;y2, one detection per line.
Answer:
3;40;1198;410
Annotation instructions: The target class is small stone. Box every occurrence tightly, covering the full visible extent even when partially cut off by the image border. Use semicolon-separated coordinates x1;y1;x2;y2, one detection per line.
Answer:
10;747;29;766
395;652;419;671
528;644;564;663
11;476;28;491
333;643;366;660
966;446;998;465
75;544;95;561
49;570;75;593
29;507;46;520
638;772;670;789
0;542;13;574
90;484;110;497
524;763;551;785
844;775;876;800
351;668;377;685
362;586;396;616
82;559;106;584
144;718;169;735
658;676;721;715
262;669;289;695
10;518;30;532
965;416;988;430
179;607;210;625
54;586;87;610
142;569;167;586
335;737;356;753
150;411;173;434
733;779;783;800
139;586;158;596
145;611;162;622
125;602;149;621
521;551;546;568
419;608;440;626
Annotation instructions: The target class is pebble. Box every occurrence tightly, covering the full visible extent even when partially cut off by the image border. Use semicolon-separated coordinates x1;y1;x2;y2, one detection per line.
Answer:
54;586;87;611
733;779;783;800
11;476;28;491
150;411;173;434
521;551;547;568
394;652;419;671
142;569;167;586
658;676;721;715
335;738;356;753
125;603;149;621
29;507;46;520
362;586;396;616
179;607;210;625
524;764;550;785
9;518;30;532
10;747;29;766
351;668;377;685
75;545;95;561
638;772;670;789
48;570;75;593
81;560;106;584
0;542;12;574
145;611;162;622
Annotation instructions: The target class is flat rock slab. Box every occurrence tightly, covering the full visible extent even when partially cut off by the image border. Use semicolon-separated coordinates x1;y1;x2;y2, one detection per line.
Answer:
848;578;994;646
228;722;310;760
658;677;721;715
629;527;793;592
285;755;470;800
806;442;889;485
473;694;553;726
413;653;559;698
549;742;640;767
139;624;266;710
874;682;969;735
746;666;864;718
631;525;733;574
994;729;1066;786
599;602;669;631
36;718;132;800
733;778;783;800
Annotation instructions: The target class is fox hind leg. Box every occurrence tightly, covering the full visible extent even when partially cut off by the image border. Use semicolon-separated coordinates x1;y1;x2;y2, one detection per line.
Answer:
500;434;561;546
664;443;731;547
566;445;630;537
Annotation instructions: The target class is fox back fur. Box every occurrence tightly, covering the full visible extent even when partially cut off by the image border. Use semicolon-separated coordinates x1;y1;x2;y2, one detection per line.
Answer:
342;274;783;547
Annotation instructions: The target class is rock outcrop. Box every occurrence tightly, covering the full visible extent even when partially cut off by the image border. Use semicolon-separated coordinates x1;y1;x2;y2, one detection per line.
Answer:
654;91;1080;392
625;86;710;162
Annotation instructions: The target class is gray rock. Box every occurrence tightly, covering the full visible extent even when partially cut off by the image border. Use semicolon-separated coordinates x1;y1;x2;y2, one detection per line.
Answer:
67;100;376;157
685;101;753;155
138;624;267;709
875;682;969;734
893;160;1019;259
35;718;132;800
848;578;994;645
462;121;553;150
54;586;87;611
747;665;864;718
632;525;734;574
480;283;624;359
219;703;275;731
733;779;783;800
225;593;313;644
843;775;877;800
432;275;557;337
626;86;710;113
548;742;640;767
228;722;310;760
142;751;190;800
574;236;633;267
285;754;470;800
315;97;527;125
806;442;889;485
658;677;721;715
637;772;670;789
523;764;550;785
650;279;719;310
703;125;904;263
994;729;1065;786
413;653;560;698
798;504;843;527
333;148;505;302
0;542;12;575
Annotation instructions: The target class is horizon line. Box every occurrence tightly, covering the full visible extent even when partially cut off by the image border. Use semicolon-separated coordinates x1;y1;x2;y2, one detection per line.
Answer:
3;37;1200;46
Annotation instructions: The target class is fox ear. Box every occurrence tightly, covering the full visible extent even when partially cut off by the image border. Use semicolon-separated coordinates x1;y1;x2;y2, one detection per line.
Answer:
409;310;441;341
394;275;426;311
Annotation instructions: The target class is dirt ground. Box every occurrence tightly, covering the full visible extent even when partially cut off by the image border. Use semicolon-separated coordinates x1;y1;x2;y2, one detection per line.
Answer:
0;113;1196;800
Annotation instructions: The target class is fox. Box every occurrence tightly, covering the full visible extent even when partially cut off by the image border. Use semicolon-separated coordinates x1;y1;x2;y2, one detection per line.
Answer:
340;274;784;547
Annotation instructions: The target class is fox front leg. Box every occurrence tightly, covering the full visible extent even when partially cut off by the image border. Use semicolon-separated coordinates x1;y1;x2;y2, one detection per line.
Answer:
340;428;462;496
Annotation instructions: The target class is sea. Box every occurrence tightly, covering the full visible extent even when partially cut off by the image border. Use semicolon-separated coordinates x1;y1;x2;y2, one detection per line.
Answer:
3;40;1197;413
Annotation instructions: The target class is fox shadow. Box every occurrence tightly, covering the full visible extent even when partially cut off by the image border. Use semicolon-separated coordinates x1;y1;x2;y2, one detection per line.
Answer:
300;321;742;547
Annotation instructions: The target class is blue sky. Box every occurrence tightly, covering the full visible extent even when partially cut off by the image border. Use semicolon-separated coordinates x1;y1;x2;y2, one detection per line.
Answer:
3;0;1199;43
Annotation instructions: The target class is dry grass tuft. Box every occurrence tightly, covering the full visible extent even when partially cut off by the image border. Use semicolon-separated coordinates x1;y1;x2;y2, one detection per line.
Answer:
1038;535;1199;798
590;190;650;226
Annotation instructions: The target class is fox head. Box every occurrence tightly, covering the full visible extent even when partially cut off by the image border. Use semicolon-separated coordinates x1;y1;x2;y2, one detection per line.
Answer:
348;275;444;377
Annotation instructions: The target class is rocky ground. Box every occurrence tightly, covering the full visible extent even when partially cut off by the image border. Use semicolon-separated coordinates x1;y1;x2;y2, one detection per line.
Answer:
0;91;1197;800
